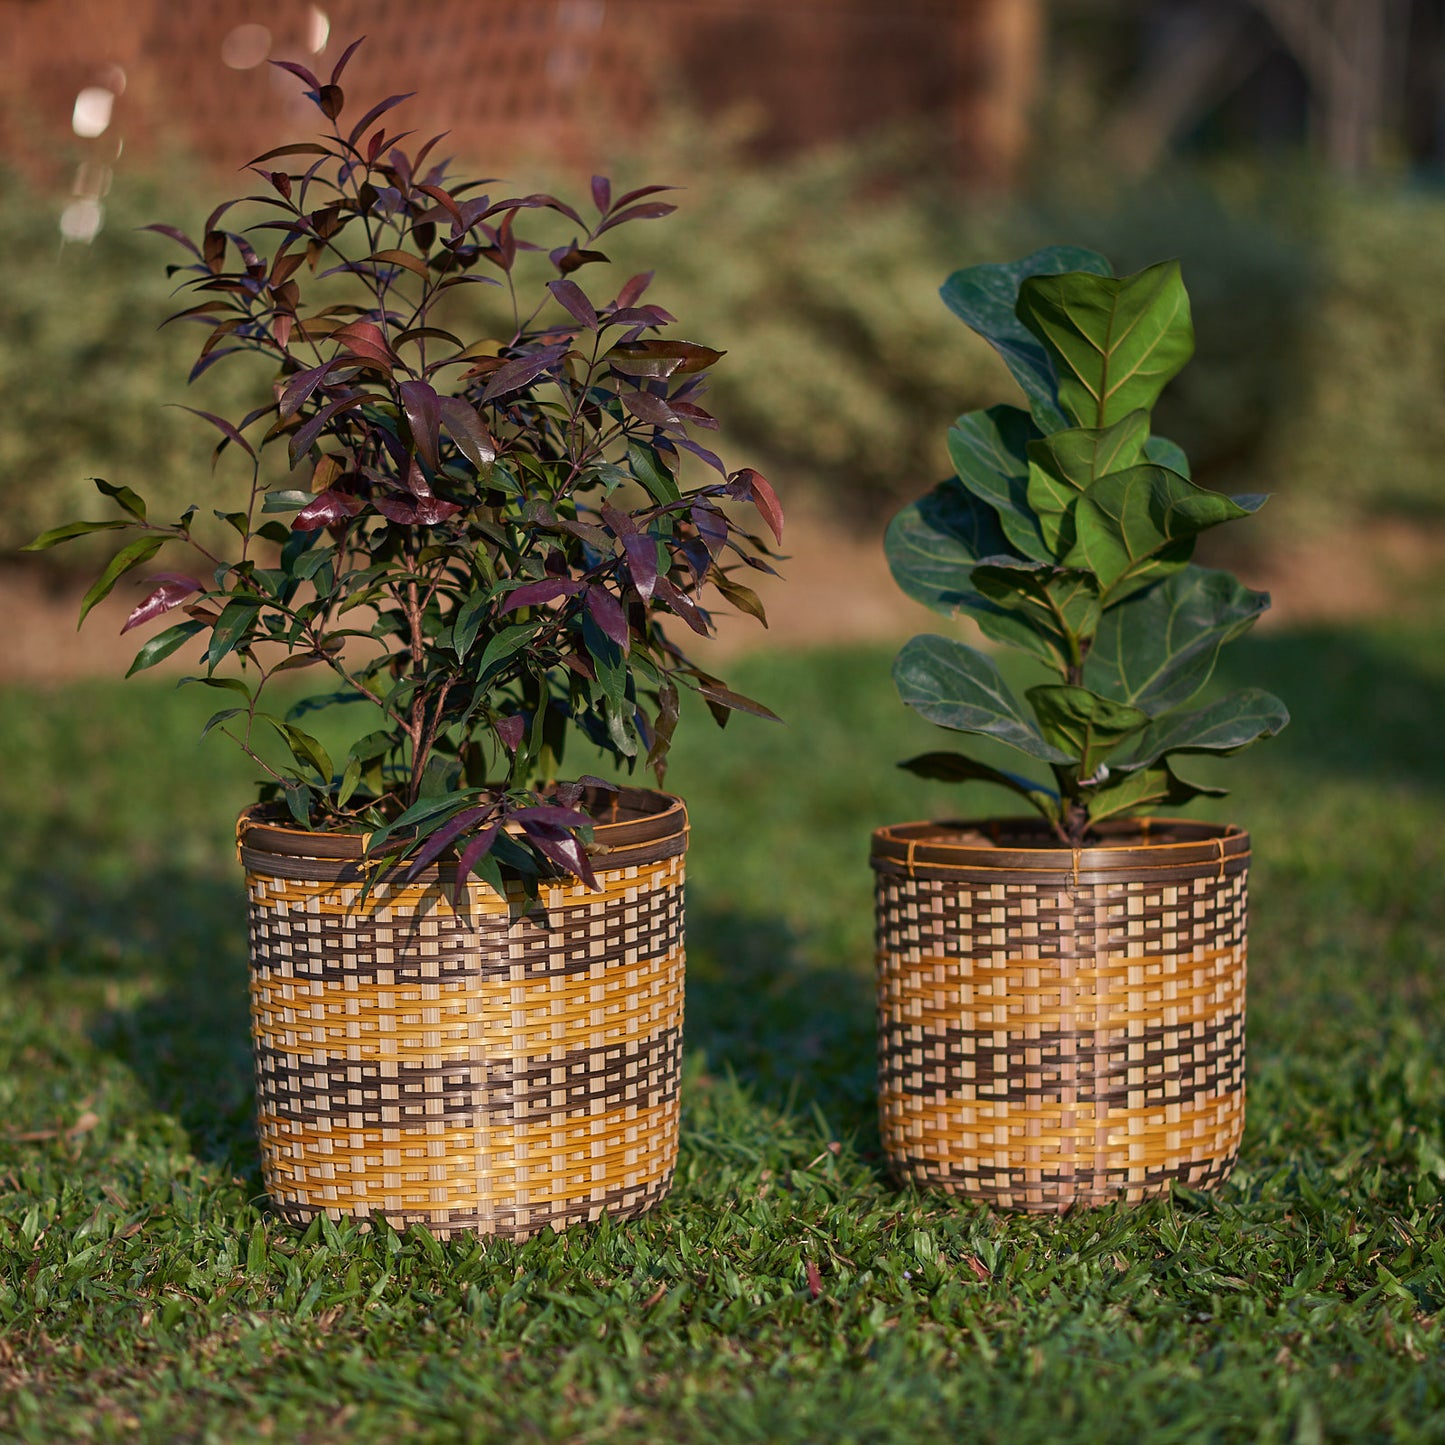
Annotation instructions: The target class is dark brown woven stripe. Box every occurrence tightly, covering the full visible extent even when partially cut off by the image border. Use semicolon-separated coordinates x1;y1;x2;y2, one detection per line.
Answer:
873;877;1245;961
880;1014;1245;1107
255;1029;682;1128
892;1145;1239;1204
248;878;684;984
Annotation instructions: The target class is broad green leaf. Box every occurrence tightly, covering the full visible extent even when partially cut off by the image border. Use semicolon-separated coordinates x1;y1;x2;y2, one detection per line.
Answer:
451;589;494;661
899;751;1061;825
262;489;315;513
474;621;539;683
1143;433;1190;478
1109;688;1290;772
1023;414;1149;554
1067;465;1264;598
1025;685;1150;777
272;721;334;784
885;485;1058;666
78;536;166;626
972;563;1102;669
940;246;1112;429
627;441;682;504
23;519;132;551
892;635;1072;764
1016;260;1195;429
1030;409;1151;491
1083;759;1227;826
885;480;1013;613
205;595;265;668
1085;566;1271;713
92;478;147;521
125;619;205;677
336;755;363;808
945;405;1049;561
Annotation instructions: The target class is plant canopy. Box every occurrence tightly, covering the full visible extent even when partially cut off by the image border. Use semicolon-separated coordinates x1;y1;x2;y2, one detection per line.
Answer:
28;42;783;895
886;247;1287;846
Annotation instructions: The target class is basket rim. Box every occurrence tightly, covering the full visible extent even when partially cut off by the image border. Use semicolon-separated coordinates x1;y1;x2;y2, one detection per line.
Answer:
238;783;687;869
870;815;1248;881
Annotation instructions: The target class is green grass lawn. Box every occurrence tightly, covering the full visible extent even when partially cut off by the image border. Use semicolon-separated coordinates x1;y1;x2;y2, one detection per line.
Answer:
1;616;1443;1443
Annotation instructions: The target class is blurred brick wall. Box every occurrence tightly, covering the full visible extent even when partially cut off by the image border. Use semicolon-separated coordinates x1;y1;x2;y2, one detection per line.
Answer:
0;0;1039;184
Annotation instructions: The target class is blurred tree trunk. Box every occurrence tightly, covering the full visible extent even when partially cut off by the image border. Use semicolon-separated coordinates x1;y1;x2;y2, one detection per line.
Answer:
1248;0;1413;174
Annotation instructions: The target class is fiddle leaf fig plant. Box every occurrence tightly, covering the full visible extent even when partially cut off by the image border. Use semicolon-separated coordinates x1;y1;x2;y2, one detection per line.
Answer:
887;247;1287;847
27;42;783;895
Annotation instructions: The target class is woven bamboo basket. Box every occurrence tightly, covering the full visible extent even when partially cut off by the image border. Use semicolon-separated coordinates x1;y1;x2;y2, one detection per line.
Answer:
238;786;687;1240
871;817;1249;1212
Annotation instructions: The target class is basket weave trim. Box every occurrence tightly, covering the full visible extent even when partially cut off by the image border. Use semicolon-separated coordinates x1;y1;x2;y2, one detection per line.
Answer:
245;787;685;1239
873;818;1247;1212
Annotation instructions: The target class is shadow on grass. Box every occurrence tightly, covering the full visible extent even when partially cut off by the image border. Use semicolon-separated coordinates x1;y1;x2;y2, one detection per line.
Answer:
2;853;874;1175
1;854;259;1175
1213;622;1445;790
685;902;880;1153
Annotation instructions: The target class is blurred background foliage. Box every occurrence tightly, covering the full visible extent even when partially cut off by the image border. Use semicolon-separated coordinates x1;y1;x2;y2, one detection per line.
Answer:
3;0;1443;563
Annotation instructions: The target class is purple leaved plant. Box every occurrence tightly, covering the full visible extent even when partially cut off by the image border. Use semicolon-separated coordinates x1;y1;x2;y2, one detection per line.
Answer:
29;41;783;896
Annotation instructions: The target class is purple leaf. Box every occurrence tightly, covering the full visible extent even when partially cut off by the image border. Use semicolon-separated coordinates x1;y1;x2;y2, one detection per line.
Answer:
728;467;785;545
401;805;493;880
141;223;201;259
622;391;679;427
605;340;724;378
695;682;782;722
692;502;730;553
413;496;462;524
676;436;727;476
454;823;502;900
613;183;676;208
495;716;526;753
591;175;612;213
346;91;414;148
330;320;395;368
398;378;442;471
288;394;367;466
121;575;203;634
623;533;659;601
437;397;497;470
653;576;712;635
514;803;593;831
585;585;629;648
616;272;654;308
548;278;599;330
270;59;320;91
599;501;637;537
477;344;567;404
174;407;256;459
278;360;341;419
596;201;677;236
329;36;366;86
502;579;583;612
403;458;433;499
293;489;363;531
517;817;601;891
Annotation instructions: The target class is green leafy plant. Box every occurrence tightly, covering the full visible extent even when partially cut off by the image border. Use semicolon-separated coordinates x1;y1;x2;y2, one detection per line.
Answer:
887;247;1288;846
27;43;782;893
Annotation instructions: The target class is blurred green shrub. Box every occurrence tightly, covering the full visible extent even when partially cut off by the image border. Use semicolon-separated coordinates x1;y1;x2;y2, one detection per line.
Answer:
0;165;258;564
3;139;1441;565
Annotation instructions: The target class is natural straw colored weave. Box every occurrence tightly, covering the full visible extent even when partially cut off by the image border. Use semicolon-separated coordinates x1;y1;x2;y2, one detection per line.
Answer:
871;818;1249;1212
240;787;687;1239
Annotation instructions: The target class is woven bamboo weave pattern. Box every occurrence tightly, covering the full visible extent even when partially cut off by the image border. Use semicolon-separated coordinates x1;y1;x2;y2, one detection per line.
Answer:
243;790;686;1239
872;819;1248;1212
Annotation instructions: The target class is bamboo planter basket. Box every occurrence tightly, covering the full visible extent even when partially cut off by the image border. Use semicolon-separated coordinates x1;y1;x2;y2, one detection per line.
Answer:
870;817;1249;1213
238;786;687;1240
